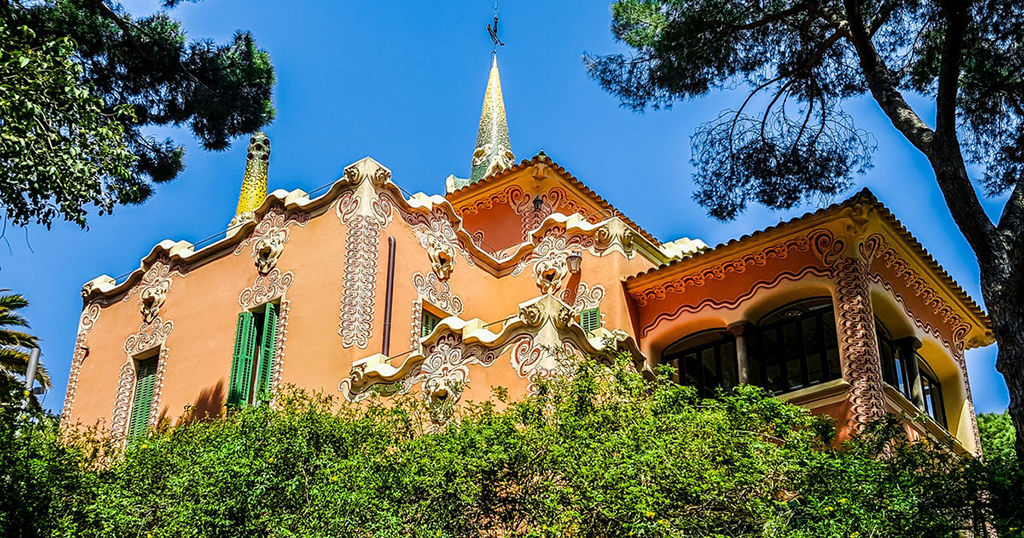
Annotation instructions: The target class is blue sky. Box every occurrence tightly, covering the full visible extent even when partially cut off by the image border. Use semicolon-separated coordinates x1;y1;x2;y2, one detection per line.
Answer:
6;0;1009;414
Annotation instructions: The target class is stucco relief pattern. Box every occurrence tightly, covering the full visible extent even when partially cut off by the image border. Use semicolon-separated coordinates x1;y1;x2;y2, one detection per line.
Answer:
410;272;464;350
404;208;476;279
238;269;294;310
111;317;173;443
512;229;597;296
560;282;606;314
271;299;292;398
237;270;294;400
639;267;831;337
123;256;189;324
455;184;523;217
509;335;576;392
60;304;102;428
337;191;393;349
833;257;887;429
233;203;310;273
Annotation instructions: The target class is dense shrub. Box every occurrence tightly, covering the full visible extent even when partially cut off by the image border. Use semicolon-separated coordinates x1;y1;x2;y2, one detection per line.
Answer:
0;357;1020;537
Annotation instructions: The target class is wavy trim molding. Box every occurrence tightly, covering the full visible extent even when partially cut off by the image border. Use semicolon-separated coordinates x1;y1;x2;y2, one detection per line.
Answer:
60;304;101;429
639;267;831;338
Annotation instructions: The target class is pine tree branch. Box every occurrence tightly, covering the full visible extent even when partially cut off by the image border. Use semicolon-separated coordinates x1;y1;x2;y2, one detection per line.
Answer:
843;0;997;261
842;0;933;153
730;3;812;31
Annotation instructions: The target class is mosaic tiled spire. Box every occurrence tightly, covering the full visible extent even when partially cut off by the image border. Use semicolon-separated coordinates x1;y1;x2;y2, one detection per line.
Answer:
469;56;514;185
230;132;270;227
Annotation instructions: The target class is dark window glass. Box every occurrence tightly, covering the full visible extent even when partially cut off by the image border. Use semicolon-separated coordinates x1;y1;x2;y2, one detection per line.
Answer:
919;359;947;428
877;320;913;400
662;331;738;398
755;297;839;394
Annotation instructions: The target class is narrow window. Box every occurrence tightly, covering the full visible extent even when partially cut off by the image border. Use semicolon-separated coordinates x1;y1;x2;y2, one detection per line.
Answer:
228;303;279;407
421;308;442;337
127;355;158;440
579;307;601;333
877;320;912;400
919;359;947;428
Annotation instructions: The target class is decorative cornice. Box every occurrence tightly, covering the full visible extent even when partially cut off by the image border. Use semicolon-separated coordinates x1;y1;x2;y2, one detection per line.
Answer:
861;234;980;352
339;294;646;405
625;189;989;339
629;231;827;307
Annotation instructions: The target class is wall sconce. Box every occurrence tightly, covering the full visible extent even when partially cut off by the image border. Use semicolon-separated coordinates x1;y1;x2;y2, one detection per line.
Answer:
566;251;583;274
532;196;544;212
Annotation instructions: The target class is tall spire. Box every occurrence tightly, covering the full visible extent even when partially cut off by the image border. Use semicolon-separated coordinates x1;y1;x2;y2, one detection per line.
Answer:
230;132;270;227
469;56;514;185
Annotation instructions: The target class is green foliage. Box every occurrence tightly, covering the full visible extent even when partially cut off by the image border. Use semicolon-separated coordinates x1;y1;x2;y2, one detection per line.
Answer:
0;1;275;227
974;412;1023;536
2;357;1020;536
0;289;47;408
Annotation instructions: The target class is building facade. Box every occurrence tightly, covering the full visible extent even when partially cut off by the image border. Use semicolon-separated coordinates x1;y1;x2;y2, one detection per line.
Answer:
62;59;993;454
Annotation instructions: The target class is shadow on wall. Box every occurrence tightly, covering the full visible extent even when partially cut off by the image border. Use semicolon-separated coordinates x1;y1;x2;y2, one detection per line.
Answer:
158;380;226;427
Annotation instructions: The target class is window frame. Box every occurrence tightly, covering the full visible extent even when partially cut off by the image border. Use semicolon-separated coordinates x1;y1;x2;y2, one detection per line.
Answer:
753;297;841;394
661;329;738;398
917;357;947;428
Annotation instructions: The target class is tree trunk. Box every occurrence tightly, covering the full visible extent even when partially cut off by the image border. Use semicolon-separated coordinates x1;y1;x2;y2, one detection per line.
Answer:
980;261;1024;455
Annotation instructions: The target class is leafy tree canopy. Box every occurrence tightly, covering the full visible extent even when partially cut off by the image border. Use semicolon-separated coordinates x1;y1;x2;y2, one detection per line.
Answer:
4;357;1018;537
0;1;275;228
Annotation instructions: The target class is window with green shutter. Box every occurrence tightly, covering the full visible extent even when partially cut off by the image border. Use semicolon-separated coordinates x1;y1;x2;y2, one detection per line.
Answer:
421;308;442;337
127;356;158;441
255;302;278;405
228;303;280;407
580;307;601;333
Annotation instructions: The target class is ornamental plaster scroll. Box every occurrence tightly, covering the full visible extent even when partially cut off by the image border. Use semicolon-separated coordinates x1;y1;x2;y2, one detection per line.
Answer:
232;203;311;274
833;257;887;430
404;208;476;280
410;272;464;351
340;294;646;410
511;228;597;295
60;304;101;429
238;268;294;310
110;317;173;444
336;158;395;349
122;255;190;324
560;282;606;315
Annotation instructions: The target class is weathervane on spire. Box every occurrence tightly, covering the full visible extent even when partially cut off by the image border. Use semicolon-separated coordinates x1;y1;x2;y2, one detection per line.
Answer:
486;1;504;54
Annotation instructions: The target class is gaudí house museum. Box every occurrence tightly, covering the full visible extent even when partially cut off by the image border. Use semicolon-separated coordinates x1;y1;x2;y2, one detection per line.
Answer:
61;57;993;456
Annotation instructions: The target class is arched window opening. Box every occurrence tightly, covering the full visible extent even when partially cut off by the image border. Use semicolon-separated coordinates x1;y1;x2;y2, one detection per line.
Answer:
877;320;913;400
918;358;947;428
661;330;737;398
754;297;840;394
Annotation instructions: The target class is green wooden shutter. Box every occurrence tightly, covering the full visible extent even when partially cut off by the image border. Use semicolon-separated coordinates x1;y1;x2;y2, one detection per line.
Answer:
421;309;442;337
580;307;601;333
228;311;257;406
256;303;279;405
127;357;158;441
